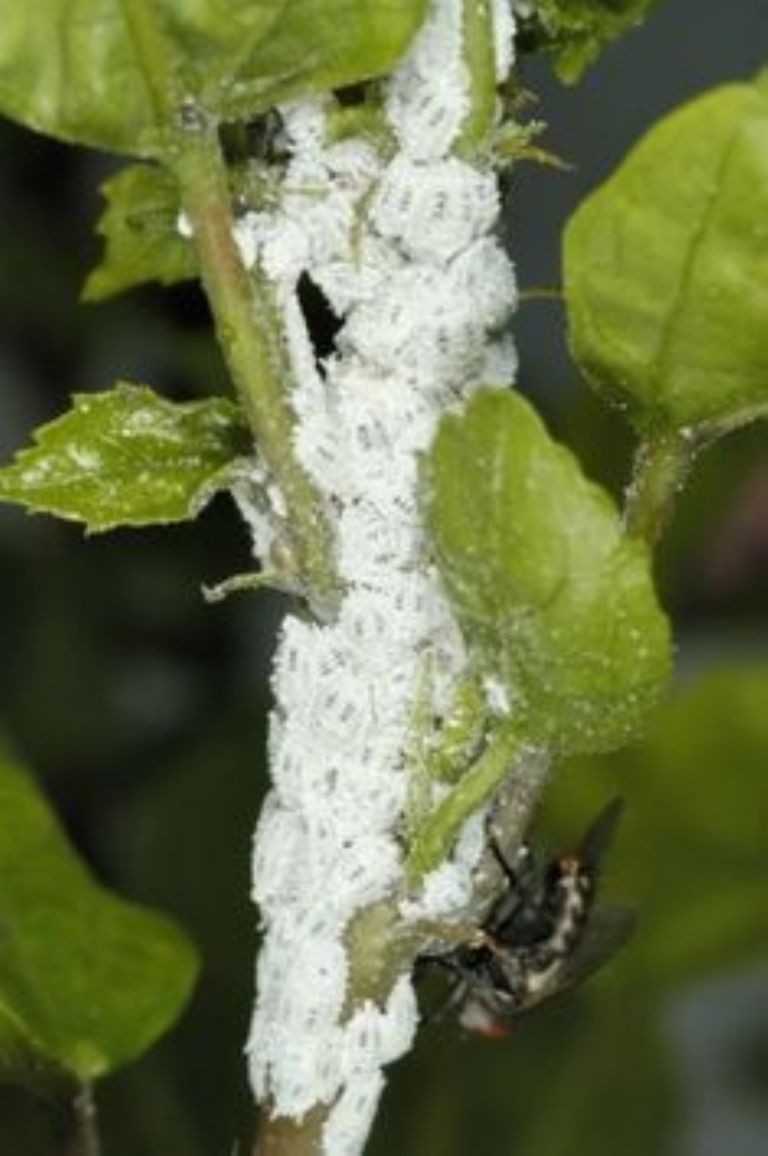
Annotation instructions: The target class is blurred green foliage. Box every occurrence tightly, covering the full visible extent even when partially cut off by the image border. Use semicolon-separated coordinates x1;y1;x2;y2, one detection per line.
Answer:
0;751;198;1090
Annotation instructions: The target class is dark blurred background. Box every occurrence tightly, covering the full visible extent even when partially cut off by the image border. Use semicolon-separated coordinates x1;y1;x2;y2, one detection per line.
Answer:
0;0;766;1153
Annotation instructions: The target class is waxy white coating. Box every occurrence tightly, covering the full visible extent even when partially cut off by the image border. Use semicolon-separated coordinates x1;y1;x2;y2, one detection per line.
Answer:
237;3;519;1151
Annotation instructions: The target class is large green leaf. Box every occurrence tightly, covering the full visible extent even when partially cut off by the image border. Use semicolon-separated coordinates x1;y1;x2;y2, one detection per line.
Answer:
0;751;198;1086
424;388;670;755
83;164;196;303
0;0;428;156
565;77;768;439
518;0;658;83
0;385;250;532
0;0;167;156
0;1;287;154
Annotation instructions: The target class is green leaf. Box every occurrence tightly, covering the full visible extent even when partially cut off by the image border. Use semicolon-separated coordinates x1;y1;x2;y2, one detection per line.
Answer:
0;750;198;1086
0;1;287;154
84;164;196;303
204;1;431;123
565;77;768;439
0;0;158;155
519;0;658;83
0;1;427;156
0;385;250;532
424;388;671;755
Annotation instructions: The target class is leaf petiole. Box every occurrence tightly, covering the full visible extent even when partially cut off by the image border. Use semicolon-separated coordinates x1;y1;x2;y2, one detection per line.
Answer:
623;430;697;547
64;1085;101;1156
406;725;525;885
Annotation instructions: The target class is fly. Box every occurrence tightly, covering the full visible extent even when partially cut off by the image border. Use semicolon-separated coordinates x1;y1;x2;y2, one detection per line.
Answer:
423;798;635;1037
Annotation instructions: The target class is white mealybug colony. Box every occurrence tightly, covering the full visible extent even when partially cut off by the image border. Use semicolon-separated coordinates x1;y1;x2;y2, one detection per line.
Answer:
235;2;519;1151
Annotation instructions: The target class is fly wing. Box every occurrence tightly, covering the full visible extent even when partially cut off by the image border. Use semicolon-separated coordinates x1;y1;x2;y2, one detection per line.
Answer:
511;902;636;1016
577;797;625;872
555;902;636;990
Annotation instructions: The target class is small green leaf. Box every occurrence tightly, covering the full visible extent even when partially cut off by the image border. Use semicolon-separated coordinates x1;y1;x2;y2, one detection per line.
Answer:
0;385;250;532
424;388;670;755
519;0;658;83
0;1;427;155
0;751;198;1086
83;164;196;303
565;77;768;439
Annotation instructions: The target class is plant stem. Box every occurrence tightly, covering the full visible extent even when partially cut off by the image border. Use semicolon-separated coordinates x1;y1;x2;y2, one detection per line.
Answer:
253;735;546;1153
175;130;340;616
253;901;420;1155
64;1085;101;1156
254;1103;328;1156
623;431;696;547
456;0;497;155
119;0;341;617
406;726;524;883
